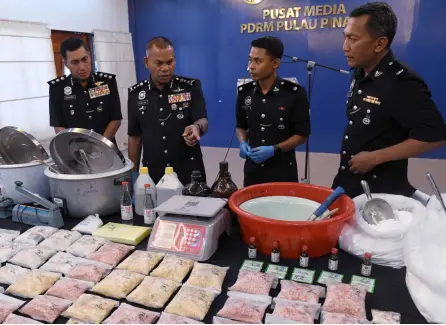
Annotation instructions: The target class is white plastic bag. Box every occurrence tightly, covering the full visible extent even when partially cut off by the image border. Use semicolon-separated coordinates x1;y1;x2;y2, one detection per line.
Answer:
19;295;72;323
40;252;80;275
103;302;160;324
2;313;43;324
8;247;57;269
62;293;119;324
272;298;321;322
46;278;93;301
0;241;30;263
92;269;144;299
6;270;60;298
150;254;194;283
14;226;58;246
71;214;103;234
228;270;276;296
339;194;426;268
65;235;106;258
185;263;229;292
87;242;134;266
0;263;31;285
116;250;165;275
157;312;203;324
39;230;82;251
0;293;26;322
0;229;20;242
426;193;446;216
404;209;446;323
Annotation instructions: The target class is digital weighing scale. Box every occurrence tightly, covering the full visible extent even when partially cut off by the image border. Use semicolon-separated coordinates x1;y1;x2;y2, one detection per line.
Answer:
147;195;232;261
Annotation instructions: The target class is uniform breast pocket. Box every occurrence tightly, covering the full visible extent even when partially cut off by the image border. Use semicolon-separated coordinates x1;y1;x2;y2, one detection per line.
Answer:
62;101;77;121
275;106;290;142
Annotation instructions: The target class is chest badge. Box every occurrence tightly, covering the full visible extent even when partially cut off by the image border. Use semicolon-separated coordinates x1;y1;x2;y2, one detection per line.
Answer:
97;106;103;112
138;90;146;100
279;106;286;111
183;102;189;109
362;117;371;125
278;124;285;130
177;113;184;120
245;96;252;106
95;81;104;87
70;110;74;115
171;104;177;110
64;86;72;95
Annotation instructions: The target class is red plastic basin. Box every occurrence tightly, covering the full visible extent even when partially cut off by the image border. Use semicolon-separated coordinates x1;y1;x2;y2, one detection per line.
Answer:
229;182;355;259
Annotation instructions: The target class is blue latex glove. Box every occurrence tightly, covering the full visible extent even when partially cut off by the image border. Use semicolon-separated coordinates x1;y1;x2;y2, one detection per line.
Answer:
239;142;252;159
250;146;275;164
132;172;139;185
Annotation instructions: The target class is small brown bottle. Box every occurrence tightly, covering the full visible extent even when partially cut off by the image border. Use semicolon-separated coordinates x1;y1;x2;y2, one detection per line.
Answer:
361;252;372;276
211;161;238;198
248;237;257;259
299;245;309;268
271;241;280;263
328;248;339;271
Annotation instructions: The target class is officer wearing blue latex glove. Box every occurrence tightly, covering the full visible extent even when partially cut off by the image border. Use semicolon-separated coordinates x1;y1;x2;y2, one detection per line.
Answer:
236;37;310;186
250;146;274;164
239;142;252;159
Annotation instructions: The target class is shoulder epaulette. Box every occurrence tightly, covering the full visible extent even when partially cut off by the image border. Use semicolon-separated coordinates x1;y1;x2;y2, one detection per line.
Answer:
387;61;406;77
94;71;116;80
237;80;256;93
175;76;198;87
281;78;301;92
129;79;149;92
47;75;68;86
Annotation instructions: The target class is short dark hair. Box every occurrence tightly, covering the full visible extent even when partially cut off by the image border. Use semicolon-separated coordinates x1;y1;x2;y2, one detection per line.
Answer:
60;37;88;60
251;36;284;59
350;2;398;48
146;36;174;51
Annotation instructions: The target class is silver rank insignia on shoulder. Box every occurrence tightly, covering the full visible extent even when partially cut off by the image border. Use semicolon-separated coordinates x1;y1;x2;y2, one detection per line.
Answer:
177;113;184;119
70;110;74;115
245;96;252;105
273;87;279;92
138;91;146;100
374;71;383;77
171;104;177;110
64;86;72;95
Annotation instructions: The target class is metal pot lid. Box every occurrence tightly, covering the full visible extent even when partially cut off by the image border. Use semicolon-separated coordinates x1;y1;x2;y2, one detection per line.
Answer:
50;128;125;174
0;126;49;165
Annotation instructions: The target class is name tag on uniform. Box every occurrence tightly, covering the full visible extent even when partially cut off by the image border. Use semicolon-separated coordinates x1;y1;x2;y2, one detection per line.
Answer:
168;92;191;104
64;95;76;100
89;84;111;99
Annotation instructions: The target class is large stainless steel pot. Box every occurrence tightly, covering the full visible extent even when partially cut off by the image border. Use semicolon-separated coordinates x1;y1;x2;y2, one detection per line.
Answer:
44;159;133;218
0;161;51;204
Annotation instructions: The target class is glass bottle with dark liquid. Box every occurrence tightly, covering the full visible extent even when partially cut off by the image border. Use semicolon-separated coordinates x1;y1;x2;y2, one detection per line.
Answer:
182;170;212;197
211;161;238;199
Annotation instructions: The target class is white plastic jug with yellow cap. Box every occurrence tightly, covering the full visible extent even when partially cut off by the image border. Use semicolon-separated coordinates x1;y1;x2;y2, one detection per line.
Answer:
134;167;156;216
156;166;184;206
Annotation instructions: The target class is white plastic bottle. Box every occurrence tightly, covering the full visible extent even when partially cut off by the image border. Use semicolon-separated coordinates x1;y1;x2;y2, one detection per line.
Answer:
134;167;156;216
156;167;184;206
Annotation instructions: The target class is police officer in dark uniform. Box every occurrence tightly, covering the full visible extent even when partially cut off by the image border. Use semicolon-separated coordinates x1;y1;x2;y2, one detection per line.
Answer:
332;2;446;198
128;37;208;185
236;37;310;187
49;38;122;144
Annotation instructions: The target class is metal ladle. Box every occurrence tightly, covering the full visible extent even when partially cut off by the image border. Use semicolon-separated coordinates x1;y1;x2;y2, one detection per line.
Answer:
361;180;397;225
426;172;446;215
78;149;93;174
33;156;60;174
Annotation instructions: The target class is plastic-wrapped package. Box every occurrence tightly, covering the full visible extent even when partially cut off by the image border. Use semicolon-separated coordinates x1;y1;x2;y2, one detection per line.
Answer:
65;235;106;258
320;311;371;324
185;263;228;292
0;229;20;242
216;291;272;324
46;278;93;302
151;254;194;283
38;230;82;252
71;214;103;234
66;319;82;324
157;312;203;324
62;294;119;324
2;314;43;324
322;283;368;319
272;298;321;323
19;295;72;323
213;316;244;324
127;275;181;308
0;263;31;285
278;280;325;304
103;302;160;324
228;270;276;296
65;262;110;283
0;241;30;263
265;314;301;324
165;285;218;321
0;293;26;322
371;309;401;324
117;250;165;275
6;270;60;298
40;252;80;275
87;242;134;266
8;247;56;269
92;269;144;299
14;226;58;246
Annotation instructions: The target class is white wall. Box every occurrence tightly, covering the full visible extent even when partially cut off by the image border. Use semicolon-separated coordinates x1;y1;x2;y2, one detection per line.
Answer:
0;0;129;33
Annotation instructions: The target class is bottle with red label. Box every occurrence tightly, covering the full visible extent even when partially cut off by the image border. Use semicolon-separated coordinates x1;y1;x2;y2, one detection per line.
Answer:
143;184;156;225
328;248;339;271
248;237;257;259
120;181;133;224
299;245;309;268
361;252;372;276
271;241;280;263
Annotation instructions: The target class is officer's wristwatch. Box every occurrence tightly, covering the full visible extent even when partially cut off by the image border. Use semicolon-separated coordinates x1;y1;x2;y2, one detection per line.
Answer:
194;123;204;136
273;145;282;155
